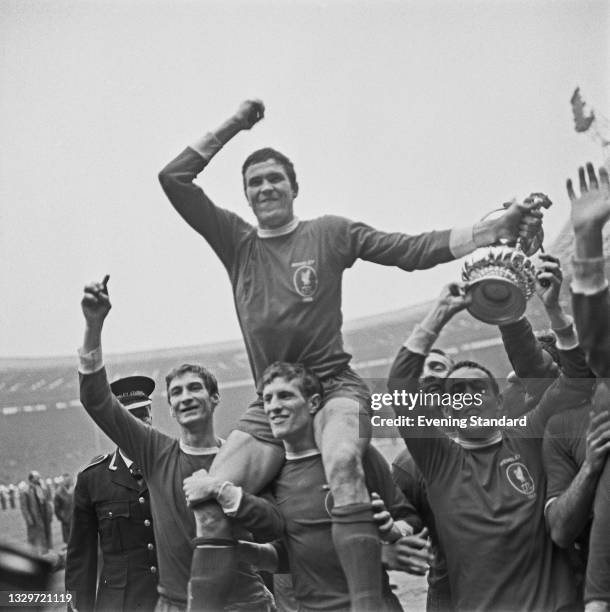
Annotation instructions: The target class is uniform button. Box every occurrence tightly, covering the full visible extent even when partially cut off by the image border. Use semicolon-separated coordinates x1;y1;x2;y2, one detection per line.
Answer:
147;543;154;551
108;511;113;517
139;497;145;504
144;519;151;527
150;566;157;574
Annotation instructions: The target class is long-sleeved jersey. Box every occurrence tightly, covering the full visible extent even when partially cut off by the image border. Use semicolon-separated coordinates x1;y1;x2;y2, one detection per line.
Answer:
159;147;456;384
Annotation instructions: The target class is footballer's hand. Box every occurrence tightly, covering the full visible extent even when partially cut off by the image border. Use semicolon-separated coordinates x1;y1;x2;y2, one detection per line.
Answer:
382;528;432;575
371;492;394;540
585;385;610;475
567;163;610;234
183;469;222;506
431;282;472;325
534;254;563;309
234;99;265;130
81;275;111;326
495;195;547;248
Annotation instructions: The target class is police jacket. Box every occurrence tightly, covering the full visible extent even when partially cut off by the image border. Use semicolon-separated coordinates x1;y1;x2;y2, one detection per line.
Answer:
65;450;159;612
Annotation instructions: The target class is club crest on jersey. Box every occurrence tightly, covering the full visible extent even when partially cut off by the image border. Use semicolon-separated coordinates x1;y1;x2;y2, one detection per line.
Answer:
505;462;535;497
293;264;318;300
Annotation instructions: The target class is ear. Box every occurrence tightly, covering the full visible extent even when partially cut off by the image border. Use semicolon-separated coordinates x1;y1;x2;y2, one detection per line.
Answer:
210;392;220;412
308;393;321;415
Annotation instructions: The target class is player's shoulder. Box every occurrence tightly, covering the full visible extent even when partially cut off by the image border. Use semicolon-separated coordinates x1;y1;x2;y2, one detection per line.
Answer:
305;215;358;240
79;453;110;475
310;214;351;227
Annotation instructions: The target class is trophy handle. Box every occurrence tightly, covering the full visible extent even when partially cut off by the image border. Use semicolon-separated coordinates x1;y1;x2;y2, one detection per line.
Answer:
480;193;551;256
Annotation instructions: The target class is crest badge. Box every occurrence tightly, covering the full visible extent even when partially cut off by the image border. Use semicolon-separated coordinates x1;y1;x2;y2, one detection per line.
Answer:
505;462;535;496
293;265;318;298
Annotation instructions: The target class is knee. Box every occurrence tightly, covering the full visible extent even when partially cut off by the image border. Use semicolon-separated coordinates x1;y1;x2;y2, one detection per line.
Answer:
324;443;365;486
210;431;284;492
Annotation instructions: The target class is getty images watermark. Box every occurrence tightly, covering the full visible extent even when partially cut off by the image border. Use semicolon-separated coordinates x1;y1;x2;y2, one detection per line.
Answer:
370;388;527;430
361;378;536;439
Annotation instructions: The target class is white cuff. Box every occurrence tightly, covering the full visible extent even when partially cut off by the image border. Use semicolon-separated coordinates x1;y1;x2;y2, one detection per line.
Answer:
217;481;243;516
189;132;224;162
449;225;477;259
570;257;608;295
552;316;578;351
78;346;104;374
404;324;438;356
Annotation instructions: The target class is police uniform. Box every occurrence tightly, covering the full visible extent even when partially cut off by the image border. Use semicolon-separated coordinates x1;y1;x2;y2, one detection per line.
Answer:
65;376;159;612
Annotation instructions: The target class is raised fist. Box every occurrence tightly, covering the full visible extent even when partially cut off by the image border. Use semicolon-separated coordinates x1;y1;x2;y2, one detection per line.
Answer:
235;99;265;130
81;275;111;325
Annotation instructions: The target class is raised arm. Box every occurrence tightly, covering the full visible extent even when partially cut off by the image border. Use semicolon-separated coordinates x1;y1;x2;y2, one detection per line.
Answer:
499;254;582;405
566;164;610;606
388;282;469;390
568;163;610;378
78;277;157;467
388;283;470;477
158;100;263;268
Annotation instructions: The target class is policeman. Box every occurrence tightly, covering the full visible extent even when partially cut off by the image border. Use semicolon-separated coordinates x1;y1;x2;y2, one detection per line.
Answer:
65;376;159;612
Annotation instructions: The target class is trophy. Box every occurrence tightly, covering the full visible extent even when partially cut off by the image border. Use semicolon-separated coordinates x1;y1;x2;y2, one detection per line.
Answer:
461;193;552;325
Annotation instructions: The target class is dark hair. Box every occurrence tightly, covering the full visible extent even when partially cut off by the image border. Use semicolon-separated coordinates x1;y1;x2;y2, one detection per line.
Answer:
445;360;500;396
165;364;219;399
536;333;561;367
261;362;322;400
242;148;299;195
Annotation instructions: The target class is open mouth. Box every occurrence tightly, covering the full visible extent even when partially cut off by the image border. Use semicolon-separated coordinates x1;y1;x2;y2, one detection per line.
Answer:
179;405;199;415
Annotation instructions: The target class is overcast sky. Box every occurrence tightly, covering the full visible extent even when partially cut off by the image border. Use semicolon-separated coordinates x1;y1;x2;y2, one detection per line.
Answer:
1;0;608;358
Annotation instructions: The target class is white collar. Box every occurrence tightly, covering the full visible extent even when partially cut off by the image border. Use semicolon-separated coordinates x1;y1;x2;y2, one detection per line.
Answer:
257;217;300;239
109;450;133;471
454;431;503;450
118;450;133;468
285;448;321;461
179;438;223;455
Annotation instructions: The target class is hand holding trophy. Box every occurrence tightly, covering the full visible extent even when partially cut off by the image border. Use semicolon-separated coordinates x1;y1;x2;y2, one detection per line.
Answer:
462;193;552;324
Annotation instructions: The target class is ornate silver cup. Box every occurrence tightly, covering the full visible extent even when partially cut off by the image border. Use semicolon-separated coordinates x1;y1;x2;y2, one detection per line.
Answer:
462;194;551;325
